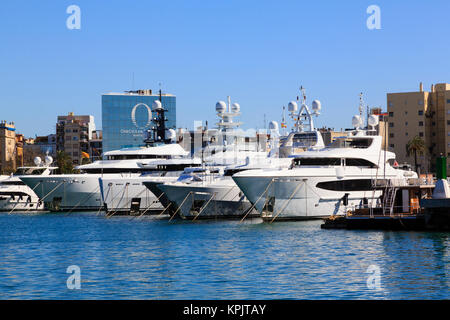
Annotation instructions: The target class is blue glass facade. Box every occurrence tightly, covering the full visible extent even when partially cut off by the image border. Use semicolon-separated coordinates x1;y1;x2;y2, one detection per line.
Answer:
102;93;176;153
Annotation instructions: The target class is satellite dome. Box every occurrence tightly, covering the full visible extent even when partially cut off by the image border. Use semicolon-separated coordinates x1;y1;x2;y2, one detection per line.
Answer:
352;115;363;128
231;103;240;113
216;101;226;113
269;121;279;131
167;128;176;140
152;100;163;110
44;155;53;165
368;114;379;127
312;100;322;113
288;101;298;113
34;157;42;166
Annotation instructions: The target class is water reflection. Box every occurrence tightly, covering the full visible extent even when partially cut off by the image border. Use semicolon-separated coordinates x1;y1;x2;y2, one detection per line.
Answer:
0;213;448;299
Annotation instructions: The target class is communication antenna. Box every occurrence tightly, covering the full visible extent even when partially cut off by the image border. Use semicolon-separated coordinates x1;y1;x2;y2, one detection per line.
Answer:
359;92;364;120
287;86;321;132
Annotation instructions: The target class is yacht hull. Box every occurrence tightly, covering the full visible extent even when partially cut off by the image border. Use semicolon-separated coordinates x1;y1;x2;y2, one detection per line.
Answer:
19;174;133;211
99;176;181;215
233;174;384;221
156;181;259;220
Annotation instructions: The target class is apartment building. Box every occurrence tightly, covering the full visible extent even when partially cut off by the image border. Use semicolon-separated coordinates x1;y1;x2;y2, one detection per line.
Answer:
0;121;17;173
56;113;96;165
387;82;450;172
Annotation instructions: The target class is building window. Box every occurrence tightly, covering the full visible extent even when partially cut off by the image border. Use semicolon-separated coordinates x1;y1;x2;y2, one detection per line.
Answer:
73;129;78;133
432;122;436;126
389;133;394;138
432;132;436;137
418;100;423;105
405;132;408;136
448;120;450;125
390;144;394;148
419;132;424;137
418;110;423;116
419;121;424;126
73;136;78;141
388;101;393;107
405;122;408;126
447;99;450;104
389;112;394;117
389;123;394;128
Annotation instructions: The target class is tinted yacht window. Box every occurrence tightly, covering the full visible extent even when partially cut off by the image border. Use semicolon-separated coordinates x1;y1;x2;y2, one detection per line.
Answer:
316;179;373;191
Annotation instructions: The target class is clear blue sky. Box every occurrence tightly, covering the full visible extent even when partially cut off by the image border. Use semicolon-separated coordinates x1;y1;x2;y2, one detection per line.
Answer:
1;0;450;137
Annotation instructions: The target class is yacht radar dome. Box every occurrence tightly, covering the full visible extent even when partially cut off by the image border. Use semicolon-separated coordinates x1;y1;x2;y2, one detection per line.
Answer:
368;114;379;128
216;101;227;113
231;103;240;113
34;157;42;166
167;128;176;141
288;101;298;113
312;100;321;114
269;121;279;131
44;155;53;165
352;115;363;129
152;100;163;110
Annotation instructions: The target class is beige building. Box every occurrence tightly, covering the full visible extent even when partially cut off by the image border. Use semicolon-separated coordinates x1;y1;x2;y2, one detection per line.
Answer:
56;113;96;165
0;121;17;174
387;82;450;173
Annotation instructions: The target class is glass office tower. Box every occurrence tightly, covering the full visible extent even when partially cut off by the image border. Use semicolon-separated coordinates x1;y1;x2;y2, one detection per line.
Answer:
102;90;176;153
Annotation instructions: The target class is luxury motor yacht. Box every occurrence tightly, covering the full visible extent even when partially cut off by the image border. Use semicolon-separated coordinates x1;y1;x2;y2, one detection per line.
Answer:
152;89;325;220
19;100;198;211
232;96;418;221
0;156;57;211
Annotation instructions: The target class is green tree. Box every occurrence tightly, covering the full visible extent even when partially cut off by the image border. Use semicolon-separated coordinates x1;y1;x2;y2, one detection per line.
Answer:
56;150;74;174
406;136;426;173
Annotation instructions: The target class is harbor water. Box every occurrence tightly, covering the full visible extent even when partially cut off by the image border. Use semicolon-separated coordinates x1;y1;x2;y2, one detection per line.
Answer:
0;212;449;299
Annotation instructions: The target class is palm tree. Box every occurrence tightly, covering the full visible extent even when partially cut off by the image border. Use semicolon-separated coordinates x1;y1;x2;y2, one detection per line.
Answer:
406;136;426;173
56;150;74;174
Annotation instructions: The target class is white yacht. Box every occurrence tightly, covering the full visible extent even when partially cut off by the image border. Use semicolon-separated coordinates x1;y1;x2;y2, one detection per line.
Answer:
0;156;57;212
19;100;195;211
232;97;418;221
153;91;324;220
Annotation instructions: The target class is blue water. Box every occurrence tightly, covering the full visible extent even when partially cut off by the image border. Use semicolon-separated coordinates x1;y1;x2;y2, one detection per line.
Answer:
0;212;449;299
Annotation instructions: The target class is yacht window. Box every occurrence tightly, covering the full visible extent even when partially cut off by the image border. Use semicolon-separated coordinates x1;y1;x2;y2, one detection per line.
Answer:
316;179;373;191
345;158;377;168
329;138;373;149
0;181;26;186
293;158;341;166
292;133;317;148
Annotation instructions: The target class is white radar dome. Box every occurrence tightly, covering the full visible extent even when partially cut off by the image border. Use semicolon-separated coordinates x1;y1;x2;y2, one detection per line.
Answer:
269;121;279;131
34;157;42;166
44;155;53;165
152;100;162;110
368;114;379;127
352;115;363;128
216;101;226;113
167;128;176;140
312;100;322;113
231;103;240;113
288;101;298;113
